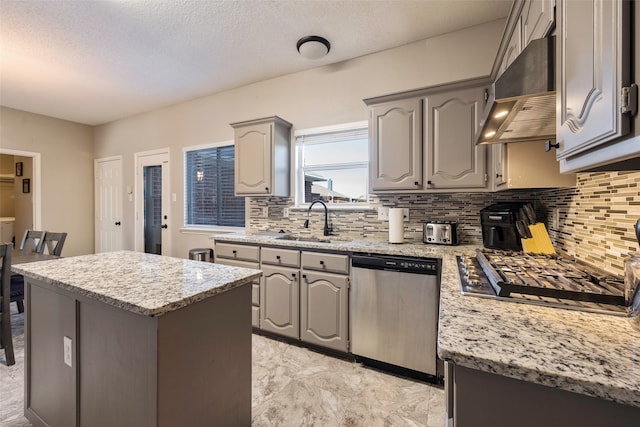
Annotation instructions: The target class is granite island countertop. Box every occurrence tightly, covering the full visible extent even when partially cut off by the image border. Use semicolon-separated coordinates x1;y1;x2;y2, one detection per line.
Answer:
215;232;640;408
13;250;262;317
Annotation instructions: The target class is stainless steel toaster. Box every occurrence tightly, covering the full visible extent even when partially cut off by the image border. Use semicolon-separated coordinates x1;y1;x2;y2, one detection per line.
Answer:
423;221;458;245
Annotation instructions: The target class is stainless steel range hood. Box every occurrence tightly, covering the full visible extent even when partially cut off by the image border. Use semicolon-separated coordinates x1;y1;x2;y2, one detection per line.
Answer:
476;36;555;145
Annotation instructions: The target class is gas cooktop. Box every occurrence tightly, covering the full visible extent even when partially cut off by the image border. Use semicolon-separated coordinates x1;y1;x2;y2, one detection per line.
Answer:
457;249;628;316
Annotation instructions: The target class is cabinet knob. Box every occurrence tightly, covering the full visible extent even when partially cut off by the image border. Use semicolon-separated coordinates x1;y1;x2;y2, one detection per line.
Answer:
232;250;237;254
265;186;269;192
414;181;420;186
319;260;325;265
291;273;296;279
115;221;121;226
276;255;281;260
427;180;433;186
496;173;503;179
302;274;307;279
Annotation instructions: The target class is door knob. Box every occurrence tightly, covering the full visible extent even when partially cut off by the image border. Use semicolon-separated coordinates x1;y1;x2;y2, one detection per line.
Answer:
161;224;168;229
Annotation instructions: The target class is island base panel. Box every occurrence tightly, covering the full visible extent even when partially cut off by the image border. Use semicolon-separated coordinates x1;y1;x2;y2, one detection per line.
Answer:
157;283;251;426
25;282;76;427
453;365;640;427
25;277;252;427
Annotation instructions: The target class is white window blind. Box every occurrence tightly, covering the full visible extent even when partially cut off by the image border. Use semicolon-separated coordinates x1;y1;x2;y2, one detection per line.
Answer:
184;144;245;227
295;122;369;205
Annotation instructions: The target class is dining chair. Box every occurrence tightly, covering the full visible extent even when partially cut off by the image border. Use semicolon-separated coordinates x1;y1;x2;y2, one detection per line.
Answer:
10;230;46;313
0;243;15;366
38;232;67;256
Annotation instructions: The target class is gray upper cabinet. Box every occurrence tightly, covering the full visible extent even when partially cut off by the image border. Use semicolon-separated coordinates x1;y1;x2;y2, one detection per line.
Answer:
500;16;522;75
369;98;423;191
425;85;487;189
491;144;507;189
521;0;555;46
231;116;292;197
556;0;634;168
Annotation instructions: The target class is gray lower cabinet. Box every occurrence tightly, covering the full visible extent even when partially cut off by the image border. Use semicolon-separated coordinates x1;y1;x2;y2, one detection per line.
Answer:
300;270;349;352
260;264;299;339
448;363;640;427
214;242;261;328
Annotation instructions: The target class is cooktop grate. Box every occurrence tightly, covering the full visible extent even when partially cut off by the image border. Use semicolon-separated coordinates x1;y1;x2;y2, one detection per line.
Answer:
475;249;625;306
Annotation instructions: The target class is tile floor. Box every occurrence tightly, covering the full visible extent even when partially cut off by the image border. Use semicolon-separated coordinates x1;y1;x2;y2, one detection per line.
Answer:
1;306;445;426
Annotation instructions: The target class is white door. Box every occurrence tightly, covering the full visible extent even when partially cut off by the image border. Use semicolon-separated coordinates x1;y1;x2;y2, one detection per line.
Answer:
94;156;123;253
135;150;171;256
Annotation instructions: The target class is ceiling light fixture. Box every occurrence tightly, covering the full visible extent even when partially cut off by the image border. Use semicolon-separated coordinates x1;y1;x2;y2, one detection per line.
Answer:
297;36;331;60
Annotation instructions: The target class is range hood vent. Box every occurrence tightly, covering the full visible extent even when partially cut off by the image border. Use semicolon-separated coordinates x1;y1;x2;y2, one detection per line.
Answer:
476;36;555;145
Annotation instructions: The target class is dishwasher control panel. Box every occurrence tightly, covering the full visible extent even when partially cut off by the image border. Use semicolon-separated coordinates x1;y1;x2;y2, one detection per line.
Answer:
352;254;439;275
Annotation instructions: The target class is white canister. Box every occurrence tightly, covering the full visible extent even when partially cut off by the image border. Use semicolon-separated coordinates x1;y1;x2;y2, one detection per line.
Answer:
388;208;405;244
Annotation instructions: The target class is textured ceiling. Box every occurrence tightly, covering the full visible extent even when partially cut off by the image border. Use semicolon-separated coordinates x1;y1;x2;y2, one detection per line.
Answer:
0;0;511;126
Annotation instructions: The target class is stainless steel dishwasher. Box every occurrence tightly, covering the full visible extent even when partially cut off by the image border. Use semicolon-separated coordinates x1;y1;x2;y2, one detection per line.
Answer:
350;253;441;376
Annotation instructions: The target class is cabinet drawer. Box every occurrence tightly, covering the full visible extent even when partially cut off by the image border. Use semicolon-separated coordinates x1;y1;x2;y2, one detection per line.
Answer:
252;306;260;328
214;258;260;285
261;247;300;268
302;252;349;274
252;284;260;306
215;243;260;262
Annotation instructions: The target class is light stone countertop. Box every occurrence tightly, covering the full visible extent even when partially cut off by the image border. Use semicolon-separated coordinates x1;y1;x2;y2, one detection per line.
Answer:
12;250;262;317
214;231;640;408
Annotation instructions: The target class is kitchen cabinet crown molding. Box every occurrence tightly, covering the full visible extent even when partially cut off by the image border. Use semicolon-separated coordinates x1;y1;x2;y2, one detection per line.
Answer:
363;76;491;107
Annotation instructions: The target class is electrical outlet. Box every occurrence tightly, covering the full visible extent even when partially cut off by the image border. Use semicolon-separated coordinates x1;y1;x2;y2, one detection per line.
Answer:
262;207;269;217
378;207;389;220
402;208;409;222
283;208;289;218
63;336;72;367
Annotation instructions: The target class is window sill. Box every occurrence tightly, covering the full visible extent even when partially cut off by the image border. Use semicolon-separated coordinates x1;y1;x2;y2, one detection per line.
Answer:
180;226;245;235
290;205;376;212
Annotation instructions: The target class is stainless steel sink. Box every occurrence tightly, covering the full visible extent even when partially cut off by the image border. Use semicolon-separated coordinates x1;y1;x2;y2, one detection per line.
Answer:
276;235;348;244
276;235;332;243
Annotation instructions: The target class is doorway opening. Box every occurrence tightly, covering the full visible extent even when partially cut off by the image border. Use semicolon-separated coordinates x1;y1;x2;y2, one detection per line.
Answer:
0;149;41;246
134;149;171;256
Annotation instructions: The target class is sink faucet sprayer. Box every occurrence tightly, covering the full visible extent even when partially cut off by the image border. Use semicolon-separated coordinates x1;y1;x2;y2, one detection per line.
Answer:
304;200;333;236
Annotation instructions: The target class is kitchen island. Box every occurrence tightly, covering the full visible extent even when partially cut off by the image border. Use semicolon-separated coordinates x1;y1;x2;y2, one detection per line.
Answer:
215;232;640;425
13;250;261;427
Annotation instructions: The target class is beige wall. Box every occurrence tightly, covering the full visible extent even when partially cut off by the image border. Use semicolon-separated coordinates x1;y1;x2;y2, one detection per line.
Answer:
0;107;94;256
93;20;505;258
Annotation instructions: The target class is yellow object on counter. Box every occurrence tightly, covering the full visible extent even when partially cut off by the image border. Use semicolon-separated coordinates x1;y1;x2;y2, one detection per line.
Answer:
523;223;556;255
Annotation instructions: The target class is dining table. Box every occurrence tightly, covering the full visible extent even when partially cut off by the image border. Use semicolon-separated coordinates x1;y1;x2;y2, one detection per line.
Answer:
11;250;59;268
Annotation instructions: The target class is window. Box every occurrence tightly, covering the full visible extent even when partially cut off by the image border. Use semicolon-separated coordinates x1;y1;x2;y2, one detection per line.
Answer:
295;121;369;206
184;142;245;228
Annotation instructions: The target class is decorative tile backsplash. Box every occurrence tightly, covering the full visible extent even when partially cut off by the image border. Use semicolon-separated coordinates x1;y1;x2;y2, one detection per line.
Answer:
249;171;640;276
538;171;640;276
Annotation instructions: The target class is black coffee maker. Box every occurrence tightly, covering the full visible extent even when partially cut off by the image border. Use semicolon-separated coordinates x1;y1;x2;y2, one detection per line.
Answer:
480;203;524;250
